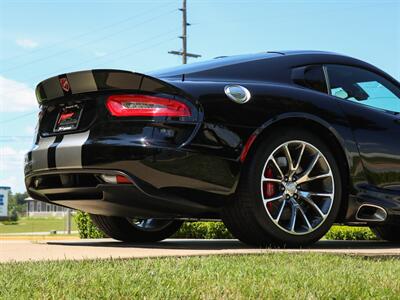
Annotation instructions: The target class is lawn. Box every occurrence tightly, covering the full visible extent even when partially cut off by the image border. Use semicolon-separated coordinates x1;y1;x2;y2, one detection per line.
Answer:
1;254;399;299
0;217;77;234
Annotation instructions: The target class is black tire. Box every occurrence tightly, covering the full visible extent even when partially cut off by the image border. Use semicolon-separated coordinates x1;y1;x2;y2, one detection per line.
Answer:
222;128;343;247
90;214;183;242
370;225;400;242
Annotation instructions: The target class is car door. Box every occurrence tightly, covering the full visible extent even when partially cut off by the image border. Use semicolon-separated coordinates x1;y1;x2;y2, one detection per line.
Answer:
325;64;400;191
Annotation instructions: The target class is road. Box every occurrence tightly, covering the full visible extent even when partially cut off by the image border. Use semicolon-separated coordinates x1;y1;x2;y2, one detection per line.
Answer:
0;231;79;236
1;239;400;263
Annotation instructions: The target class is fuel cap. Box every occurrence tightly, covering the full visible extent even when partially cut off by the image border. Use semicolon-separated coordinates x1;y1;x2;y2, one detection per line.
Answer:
224;85;251;104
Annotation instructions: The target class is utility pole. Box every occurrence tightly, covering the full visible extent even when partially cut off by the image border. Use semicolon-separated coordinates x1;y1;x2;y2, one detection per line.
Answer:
168;0;201;64
182;0;187;64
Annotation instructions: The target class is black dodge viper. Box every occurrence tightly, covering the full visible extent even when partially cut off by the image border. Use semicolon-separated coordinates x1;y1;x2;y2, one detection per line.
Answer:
24;50;400;246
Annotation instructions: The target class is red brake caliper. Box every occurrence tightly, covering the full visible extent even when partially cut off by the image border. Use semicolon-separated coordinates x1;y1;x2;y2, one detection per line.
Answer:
264;167;275;211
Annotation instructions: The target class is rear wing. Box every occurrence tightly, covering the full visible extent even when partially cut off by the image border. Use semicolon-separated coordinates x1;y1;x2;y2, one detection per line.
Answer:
35;69;181;105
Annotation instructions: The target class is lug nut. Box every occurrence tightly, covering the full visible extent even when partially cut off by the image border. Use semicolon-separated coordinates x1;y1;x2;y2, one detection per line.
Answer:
285;194;290;200
293;194;298;199
284;176;289;182
281;186;285;191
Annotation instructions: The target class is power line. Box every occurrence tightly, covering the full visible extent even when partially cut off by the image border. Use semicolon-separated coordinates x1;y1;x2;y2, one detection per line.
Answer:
0;38;178;128
0;36;177;129
34;27;179;78
0;28;180;99
168;0;201;64
0;111;37;124
0;136;32;138
0;137;33;143
94;36;177;68
0;2;175;62
0;134;33;142
1;8;177;73
0;4;184;115
0;37;177;127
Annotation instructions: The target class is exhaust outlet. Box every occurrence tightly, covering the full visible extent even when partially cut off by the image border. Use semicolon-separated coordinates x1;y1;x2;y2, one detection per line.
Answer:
356;204;387;222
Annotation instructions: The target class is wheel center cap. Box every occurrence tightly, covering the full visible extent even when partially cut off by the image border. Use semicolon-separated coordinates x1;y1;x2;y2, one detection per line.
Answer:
284;182;297;196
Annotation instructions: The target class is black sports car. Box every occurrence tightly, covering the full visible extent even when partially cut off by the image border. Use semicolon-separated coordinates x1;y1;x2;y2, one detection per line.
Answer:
24;50;400;246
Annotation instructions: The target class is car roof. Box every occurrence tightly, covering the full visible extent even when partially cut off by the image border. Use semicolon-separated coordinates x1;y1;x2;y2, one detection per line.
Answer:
150;50;352;77
150;50;398;86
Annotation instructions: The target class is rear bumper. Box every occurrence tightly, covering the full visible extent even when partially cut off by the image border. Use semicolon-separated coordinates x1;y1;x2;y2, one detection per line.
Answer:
26;120;241;191
26;169;220;218
24;128;240;217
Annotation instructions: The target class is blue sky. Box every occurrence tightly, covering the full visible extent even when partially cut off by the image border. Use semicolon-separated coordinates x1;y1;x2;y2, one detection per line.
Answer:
0;0;399;192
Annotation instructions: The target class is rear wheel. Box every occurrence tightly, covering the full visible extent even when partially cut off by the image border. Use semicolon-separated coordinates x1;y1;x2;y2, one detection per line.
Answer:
370;225;400;242
90;214;182;242
222;129;342;247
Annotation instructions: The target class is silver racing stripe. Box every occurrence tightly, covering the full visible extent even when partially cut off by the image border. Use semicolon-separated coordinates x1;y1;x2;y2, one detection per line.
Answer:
55;131;90;169
31;136;57;171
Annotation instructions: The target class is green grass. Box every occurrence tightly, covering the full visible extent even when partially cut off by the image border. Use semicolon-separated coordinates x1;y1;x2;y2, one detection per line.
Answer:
0;217;77;234
1;254;400;299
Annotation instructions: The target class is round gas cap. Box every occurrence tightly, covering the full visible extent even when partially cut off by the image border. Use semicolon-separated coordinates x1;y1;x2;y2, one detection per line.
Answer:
224;85;251;104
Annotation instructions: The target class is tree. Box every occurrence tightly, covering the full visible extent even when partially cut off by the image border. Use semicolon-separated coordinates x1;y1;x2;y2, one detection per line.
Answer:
7;191;28;216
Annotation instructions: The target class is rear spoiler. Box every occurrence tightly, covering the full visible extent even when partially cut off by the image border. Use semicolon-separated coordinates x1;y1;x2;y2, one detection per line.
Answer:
35;69;181;105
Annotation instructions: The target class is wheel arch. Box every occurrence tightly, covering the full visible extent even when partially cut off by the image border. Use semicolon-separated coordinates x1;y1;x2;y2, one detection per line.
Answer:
241;113;350;222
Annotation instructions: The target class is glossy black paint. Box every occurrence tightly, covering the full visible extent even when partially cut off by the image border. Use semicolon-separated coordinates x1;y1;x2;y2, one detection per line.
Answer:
25;51;400;224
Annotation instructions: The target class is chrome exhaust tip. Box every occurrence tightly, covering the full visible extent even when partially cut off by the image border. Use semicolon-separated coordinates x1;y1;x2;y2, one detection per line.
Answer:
356;204;387;222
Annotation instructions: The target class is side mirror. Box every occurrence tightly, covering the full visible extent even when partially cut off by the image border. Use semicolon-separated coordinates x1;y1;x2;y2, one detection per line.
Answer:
352;85;369;101
339;84;369;101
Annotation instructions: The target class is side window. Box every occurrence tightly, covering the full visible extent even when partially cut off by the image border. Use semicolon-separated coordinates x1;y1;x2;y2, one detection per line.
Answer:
326;65;400;113
292;65;328;94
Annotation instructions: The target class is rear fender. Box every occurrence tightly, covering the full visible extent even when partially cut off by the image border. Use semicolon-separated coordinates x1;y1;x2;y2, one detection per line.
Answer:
242;112;368;222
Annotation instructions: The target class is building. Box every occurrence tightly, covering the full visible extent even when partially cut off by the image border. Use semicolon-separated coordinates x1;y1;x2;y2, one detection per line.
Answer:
0;186;11;220
25;197;72;217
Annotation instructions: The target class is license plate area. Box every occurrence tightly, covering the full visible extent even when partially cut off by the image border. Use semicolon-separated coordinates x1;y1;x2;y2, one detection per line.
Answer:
54;104;83;132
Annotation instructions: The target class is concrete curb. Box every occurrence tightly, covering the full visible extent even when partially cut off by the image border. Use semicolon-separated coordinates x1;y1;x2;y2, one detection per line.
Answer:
1;239;400;263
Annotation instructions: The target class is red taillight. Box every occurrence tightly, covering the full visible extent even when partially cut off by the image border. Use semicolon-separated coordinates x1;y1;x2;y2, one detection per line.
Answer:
100;174;133;184
116;175;132;184
106;94;191;117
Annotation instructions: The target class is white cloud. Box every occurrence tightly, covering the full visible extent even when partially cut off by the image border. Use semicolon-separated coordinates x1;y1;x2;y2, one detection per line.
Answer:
0;146;28;192
16;38;39;49
0;76;38;112
0;175;25;193
0;146;26;171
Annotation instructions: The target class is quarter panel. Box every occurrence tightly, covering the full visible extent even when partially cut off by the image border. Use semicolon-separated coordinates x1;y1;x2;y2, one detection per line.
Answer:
336;99;400;183
168;79;367;221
